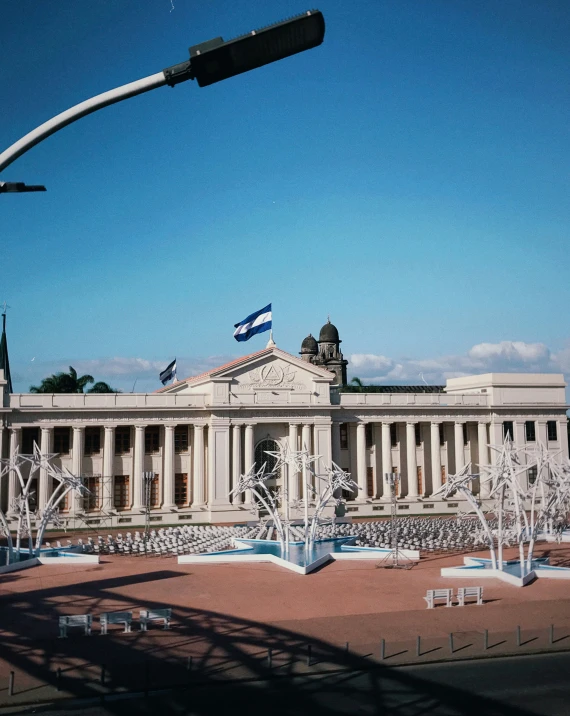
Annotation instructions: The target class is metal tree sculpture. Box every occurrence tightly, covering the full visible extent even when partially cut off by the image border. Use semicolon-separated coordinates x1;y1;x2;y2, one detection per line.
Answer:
435;438;570;577
0;442;88;563
231;441;357;559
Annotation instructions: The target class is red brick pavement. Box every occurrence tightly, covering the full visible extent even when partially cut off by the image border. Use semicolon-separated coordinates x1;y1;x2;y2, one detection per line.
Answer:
0;542;569;706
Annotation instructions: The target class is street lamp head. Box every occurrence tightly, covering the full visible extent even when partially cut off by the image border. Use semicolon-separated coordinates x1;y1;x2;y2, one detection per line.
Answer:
0;182;46;193
165;10;325;88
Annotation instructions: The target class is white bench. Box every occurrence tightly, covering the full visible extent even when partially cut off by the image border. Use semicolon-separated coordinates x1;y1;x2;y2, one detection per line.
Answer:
59;614;93;638
100;611;133;634
423;589;453;609
457;586;483;606
139;608;172;631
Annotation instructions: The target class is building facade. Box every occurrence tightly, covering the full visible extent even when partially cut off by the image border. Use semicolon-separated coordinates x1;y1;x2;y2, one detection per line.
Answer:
0;326;568;528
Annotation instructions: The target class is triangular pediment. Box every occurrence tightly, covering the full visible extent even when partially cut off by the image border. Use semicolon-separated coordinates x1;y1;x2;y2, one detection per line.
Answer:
158;347;335;396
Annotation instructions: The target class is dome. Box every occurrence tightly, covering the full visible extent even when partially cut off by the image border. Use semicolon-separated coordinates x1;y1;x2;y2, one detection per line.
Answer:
318;319;340;344
300;333;318;355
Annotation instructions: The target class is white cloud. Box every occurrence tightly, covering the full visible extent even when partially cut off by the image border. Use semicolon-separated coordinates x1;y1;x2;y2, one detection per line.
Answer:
349;340;566;386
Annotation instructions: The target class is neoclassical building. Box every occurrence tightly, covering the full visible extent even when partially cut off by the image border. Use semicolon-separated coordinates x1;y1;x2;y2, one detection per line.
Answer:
0;321;568;528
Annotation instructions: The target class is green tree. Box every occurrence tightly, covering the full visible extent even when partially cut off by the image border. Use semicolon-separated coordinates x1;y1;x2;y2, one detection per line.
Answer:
30;366;120;393
350;376;364;391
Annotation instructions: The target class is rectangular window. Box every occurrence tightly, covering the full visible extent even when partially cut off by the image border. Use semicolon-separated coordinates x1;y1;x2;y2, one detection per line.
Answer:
525;421;536;442
439;423;445;446
415;423;422;447
145;426;160;454
115;427;131;454
340;424;348;450
54;427;70;454
144;473;160;508
113;475;130;510
527;466;537;486
175;426;189;453
84;427;101;455
503;421;514;440
462;423;468;446
175;473;188;506
366;466;374;497
84;476;101;511
547;421;558;441
390;423;398;447
365;424;373;449
22;428;40;454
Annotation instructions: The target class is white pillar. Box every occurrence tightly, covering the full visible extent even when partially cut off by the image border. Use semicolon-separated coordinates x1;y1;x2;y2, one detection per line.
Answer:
163;425;176;509
8;427;21;513
356;423;367;500
103;426;115;511
71;426;85;514
381;422;392;499
302;423;313;496
478;421;490;498
192;425;206;506
559;418;569;460
289;423;299;501
208;420;231;506
38;427;51;510
537;420;548;447
454;422;465;474
232;424;242;504
406;422;418;498
244;424;254;505
331;422;341;467
132;425;145;510
430;421;442;495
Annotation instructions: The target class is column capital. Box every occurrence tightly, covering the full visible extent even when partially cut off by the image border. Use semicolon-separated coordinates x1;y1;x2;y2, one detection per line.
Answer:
454;420;465;426
164;424;176;432
477;419;490;425
104;424;116;433
406;421;417;427
72;425;85;432
356;422;366;430
134;424;147;431
430;420;442;426
381;420;393;426
193;422;206;430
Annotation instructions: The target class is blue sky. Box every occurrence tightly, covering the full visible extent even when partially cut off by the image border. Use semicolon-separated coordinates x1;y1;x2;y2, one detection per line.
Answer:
2;0;569;393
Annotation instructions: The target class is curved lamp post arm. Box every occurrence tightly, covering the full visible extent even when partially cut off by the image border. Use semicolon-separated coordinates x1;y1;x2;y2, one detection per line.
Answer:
0;71;168;173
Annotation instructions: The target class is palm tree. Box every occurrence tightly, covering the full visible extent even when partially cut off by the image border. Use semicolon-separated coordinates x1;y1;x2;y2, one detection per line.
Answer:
350;376;365;391
87;381;120;393
30;366;119;393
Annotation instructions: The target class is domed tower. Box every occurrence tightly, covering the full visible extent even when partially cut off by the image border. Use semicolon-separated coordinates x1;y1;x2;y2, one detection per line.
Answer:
300;334;318;363
315;318;348;385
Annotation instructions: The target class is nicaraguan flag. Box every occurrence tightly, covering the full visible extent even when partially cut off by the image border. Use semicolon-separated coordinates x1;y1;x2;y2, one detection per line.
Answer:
160;358;177;385
233;303;272;342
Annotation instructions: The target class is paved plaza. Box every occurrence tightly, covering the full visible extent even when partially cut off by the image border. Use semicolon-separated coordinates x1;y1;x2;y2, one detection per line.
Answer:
0;535;569;709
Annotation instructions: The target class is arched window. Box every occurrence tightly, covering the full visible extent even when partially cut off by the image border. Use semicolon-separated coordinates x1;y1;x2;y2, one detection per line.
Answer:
255;438;279;473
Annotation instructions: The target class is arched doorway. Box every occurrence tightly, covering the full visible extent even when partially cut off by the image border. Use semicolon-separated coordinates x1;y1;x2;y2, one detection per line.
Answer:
254;438;280;502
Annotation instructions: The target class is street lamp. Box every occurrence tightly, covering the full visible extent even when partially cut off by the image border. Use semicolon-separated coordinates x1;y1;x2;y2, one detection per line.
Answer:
0;10;325;186
0;182;46;194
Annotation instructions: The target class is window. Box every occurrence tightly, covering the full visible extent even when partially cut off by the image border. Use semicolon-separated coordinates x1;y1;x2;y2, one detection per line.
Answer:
462;423;468;446
527;466;537;486
114;475;130;510
503;421;514;440
85;427;101;455
439;423;445;446
441;465;446;484
525;421;536;442
22;428;39;454
175;426;189;453
415;423;422;447
417;466;423;496
175;473;188;506
390;423;397;447
366;466;374;497
547;421;558;441
365;424;373;449
84;476;101;511
340;424;348;450
145;426;160;454
54;427;70;454
115;427;131;454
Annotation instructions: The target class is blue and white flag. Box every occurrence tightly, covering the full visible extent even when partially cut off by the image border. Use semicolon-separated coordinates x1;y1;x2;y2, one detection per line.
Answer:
160;358;177;385
233;303;272;342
